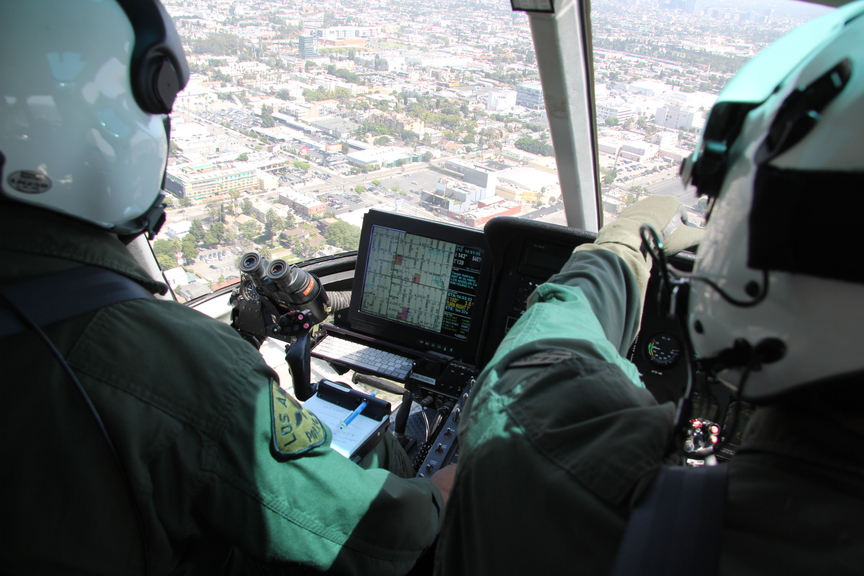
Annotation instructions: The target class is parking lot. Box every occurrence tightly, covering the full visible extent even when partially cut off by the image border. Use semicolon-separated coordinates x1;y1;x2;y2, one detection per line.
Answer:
194;247;243;280
377;169;441;196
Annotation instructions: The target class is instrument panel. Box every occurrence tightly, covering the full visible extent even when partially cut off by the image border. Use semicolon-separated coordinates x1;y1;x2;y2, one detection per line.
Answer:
480;216;695;406
305;214;700;473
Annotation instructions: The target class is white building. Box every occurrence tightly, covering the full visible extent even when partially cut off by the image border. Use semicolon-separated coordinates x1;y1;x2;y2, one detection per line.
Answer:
345;146;421;169
596;102;634;121
630;80;671;97
162;221;192;239
495;166;561;204
487;90;517;112
655;104;696;130
315;26;381;40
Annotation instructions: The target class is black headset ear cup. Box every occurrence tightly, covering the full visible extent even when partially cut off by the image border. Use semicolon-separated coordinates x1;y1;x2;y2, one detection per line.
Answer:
135;53;180;114
152;56;181;113
116;0;188;115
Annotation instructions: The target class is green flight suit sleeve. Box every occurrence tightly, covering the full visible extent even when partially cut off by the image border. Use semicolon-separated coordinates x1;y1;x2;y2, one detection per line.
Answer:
460;248;648;463
434;249;675;576
473;248;645;403
69;296;444;576
197;360;444;575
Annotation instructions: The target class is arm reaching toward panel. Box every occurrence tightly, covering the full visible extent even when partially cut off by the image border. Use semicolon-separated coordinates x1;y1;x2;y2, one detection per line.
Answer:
575;195;704;309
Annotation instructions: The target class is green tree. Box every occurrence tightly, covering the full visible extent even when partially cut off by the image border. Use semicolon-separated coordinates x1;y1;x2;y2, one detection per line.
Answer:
241;198;254;216
202;230;220;247
156;253;177;271
261;104;275;128
373;136;390;146
179;197;192;207
293;160;310;171
189;219;206;242
238;220;261;241
514;137;554;157
422;151;434;162
237;153;249;162
209;221;226;243
228;189;241;219
222;226;237;245
293;238;310;258
265;209;285;239
206;202;225;223
181;234;199;263
371;179;382;186
605;117;619;126
190;32;245;56
324;220;362;251
152;238;181;270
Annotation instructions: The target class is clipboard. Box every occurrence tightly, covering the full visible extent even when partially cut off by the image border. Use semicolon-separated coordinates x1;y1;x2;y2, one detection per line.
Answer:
303;380;391;462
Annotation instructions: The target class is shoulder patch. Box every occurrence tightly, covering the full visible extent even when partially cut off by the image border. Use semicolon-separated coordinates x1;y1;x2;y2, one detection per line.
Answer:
507;349;577;369
269;380;327;460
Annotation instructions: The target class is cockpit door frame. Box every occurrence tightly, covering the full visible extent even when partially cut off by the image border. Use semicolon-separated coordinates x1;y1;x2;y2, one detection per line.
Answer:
521;0;602;231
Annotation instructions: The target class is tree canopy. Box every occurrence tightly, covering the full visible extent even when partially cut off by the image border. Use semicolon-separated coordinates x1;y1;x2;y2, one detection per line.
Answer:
514;137;555;157
324;221;362;251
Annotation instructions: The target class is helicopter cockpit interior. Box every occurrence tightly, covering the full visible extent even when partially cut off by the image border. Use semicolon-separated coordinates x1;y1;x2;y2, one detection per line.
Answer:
128;0;840;473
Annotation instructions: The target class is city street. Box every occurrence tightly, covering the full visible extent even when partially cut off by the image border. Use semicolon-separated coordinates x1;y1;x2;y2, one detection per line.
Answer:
647;176;699;208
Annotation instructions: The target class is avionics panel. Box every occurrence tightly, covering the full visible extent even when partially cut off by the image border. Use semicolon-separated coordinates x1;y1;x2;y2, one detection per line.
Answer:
341;210;492;364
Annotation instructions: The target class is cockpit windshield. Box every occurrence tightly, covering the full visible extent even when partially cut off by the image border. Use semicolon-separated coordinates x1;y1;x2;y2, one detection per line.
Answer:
154;0;831;303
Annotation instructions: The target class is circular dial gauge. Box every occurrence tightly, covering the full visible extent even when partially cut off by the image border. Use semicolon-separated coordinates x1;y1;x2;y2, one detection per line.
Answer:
644;333;682;369
242;280;260;301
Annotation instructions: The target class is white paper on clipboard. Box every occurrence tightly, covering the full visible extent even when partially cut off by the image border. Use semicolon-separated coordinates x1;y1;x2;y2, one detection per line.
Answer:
303;393;388;459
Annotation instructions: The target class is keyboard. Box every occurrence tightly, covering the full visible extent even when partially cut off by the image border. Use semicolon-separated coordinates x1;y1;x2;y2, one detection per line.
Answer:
312;335;415;381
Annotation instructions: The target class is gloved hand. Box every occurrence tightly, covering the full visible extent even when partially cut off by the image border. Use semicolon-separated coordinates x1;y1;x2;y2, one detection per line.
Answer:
575;195;704;307
592;194;703;255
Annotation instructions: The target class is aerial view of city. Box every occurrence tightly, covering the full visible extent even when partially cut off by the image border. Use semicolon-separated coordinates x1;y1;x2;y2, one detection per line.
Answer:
156;0;829;300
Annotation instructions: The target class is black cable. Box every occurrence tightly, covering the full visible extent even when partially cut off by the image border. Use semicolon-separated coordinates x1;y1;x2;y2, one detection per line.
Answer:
713;359;755;457
674;266;769;308
0;291;152;576
641;223;770;308
640;224;774;462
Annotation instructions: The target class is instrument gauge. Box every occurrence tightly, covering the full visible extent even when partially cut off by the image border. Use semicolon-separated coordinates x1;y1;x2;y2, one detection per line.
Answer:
644;333;682;369
242;280;260;301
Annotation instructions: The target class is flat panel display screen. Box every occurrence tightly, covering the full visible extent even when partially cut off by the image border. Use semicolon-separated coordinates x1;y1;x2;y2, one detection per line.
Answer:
344;210;492;363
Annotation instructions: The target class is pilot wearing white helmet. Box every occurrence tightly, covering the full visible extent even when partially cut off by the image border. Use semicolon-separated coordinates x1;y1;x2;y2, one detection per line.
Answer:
436;2;864;574
0;2;452;574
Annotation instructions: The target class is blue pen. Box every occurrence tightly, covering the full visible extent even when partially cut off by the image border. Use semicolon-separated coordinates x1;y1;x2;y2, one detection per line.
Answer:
340;391;377;429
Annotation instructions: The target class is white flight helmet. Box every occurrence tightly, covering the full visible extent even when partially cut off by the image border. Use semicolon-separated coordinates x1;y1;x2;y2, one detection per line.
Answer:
681;0;864;402
0;0;188;237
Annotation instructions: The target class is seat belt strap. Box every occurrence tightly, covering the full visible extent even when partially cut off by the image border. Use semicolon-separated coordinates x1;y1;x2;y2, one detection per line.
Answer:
611;464;729;576
0;266;154;339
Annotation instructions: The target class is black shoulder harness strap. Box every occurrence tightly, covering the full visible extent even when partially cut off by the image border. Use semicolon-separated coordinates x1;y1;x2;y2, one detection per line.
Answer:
611;464;729;576
0;266;154;339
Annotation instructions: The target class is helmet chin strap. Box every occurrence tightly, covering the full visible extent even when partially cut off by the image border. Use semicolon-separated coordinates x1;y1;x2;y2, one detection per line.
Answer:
115;191;167;244
116;117;172;244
